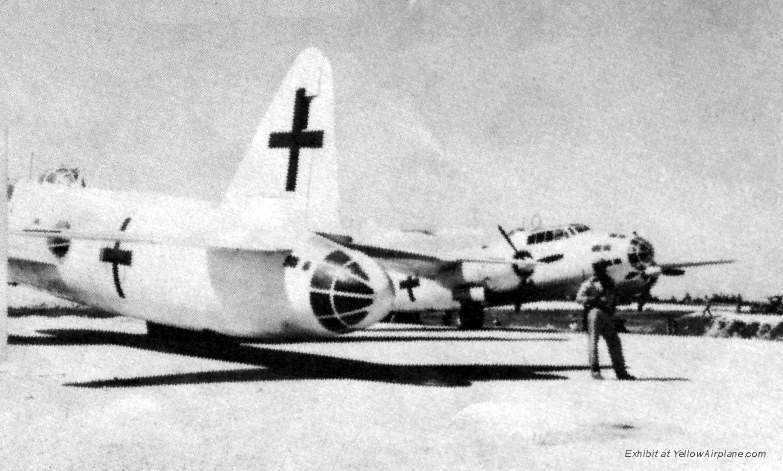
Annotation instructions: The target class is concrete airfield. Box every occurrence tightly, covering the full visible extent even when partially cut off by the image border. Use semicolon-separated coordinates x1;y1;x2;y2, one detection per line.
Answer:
1;288;781;470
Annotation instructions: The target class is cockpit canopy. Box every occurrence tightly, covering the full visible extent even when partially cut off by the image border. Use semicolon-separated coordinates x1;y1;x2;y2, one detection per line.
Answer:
37;167;86;187
526;223;591;245
7;167;86;200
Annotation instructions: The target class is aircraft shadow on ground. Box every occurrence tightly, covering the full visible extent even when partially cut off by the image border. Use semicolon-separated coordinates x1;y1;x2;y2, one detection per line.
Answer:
632;377;689;382
9;329;585;388
271;334;568;344
381;326;563;334
8;307;119;319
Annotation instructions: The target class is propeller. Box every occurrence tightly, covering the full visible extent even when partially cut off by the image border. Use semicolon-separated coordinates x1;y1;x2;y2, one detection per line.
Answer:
498;226;531;260
498;225;533;312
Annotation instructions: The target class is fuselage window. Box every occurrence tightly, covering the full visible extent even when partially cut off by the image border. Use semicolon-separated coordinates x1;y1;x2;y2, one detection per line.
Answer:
545;231;554;242
535;232;545;244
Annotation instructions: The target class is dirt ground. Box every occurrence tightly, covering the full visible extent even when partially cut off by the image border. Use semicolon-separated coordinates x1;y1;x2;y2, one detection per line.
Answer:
1;304;781;470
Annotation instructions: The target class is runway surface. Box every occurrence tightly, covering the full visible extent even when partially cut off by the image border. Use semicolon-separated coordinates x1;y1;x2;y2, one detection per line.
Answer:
1;312;781;470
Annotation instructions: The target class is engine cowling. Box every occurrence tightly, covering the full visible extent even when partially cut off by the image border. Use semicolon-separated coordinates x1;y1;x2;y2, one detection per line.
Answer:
284;242;395;334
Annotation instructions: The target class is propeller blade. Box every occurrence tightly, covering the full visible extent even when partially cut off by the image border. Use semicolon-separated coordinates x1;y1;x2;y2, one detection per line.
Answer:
498;225;534;311
497;225;518;253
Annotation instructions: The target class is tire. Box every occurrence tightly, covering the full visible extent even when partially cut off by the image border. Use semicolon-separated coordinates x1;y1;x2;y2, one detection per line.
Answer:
442;311;455;326
457;303;485;330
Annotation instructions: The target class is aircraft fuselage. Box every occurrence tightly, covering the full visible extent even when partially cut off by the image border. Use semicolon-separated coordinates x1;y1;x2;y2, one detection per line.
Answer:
9;182;395;338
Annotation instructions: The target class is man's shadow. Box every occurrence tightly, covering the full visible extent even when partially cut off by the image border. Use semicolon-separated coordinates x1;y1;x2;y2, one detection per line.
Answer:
9;328;590;388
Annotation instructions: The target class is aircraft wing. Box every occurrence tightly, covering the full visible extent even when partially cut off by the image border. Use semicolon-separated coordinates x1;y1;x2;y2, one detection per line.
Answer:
11;228;292;253
316;232;526;283
658;259;735;276
11;228;527;295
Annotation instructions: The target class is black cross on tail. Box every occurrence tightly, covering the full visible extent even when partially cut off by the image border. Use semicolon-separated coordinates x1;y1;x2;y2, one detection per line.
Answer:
399;276;420;302
99;217;133;298
268;88;324;192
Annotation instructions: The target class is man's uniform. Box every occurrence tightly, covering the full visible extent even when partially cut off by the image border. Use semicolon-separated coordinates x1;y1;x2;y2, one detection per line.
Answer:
576;275;633;380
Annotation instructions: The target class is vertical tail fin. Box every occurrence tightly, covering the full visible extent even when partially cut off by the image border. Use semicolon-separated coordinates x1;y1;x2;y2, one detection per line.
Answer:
222;48;339;232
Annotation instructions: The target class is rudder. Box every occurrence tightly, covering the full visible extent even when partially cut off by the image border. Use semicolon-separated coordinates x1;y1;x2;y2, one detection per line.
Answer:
222;48;339;232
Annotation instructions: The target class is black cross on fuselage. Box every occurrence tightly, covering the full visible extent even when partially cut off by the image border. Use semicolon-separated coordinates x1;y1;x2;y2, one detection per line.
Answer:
99;217;132;299
268;88;324;192
399;276;420;302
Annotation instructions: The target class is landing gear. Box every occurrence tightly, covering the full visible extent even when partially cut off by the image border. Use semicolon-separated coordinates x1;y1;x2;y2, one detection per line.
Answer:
456;302;485;330
665;317;678;335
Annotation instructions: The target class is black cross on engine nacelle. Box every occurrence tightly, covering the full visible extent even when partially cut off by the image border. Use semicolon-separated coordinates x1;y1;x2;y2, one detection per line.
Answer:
399;276;421;302
268;88;324;192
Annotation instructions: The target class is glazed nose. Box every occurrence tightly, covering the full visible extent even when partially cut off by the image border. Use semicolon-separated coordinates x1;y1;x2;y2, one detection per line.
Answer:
308;250;394;333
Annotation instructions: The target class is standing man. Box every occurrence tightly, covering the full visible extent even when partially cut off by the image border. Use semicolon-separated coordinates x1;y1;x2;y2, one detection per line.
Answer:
576;261;636;380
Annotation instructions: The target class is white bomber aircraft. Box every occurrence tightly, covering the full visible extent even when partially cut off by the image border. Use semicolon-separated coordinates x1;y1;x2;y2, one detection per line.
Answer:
7;48;538;339
324;224;733;329
339;223;733;329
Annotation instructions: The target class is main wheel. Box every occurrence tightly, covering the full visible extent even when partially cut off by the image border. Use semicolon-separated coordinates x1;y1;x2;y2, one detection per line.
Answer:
457;302;485;330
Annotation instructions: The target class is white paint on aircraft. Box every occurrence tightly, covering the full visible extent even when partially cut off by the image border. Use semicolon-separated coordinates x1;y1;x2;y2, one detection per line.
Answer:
9;49;392;338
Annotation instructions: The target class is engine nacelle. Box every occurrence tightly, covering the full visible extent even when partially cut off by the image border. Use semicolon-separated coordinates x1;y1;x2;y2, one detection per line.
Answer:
460;261;520;291
284;241;395;334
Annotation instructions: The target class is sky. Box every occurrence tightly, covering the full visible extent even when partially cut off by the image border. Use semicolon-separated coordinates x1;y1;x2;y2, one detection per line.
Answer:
1;0;781;299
